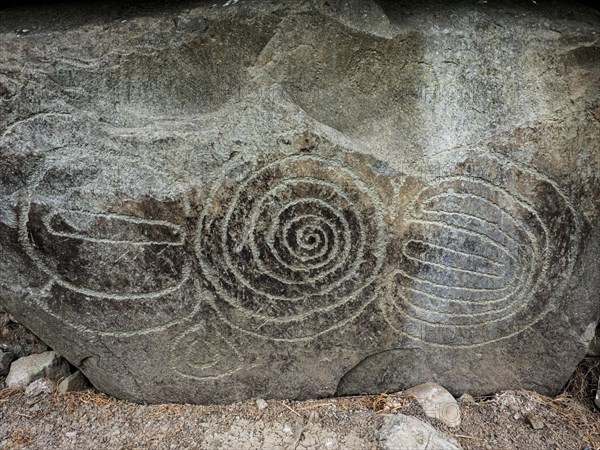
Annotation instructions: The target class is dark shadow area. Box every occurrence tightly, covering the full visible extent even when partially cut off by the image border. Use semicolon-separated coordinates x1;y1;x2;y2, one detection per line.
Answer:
1;0;599;10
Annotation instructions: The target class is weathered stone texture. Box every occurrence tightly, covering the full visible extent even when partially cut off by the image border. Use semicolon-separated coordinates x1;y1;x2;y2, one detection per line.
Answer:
0;0;599;403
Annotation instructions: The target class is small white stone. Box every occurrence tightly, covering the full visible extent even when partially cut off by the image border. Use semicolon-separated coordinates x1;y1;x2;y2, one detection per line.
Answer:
379;414;463;450
255;398;268;410
25;378;55;397
324;437;336;448
65;431;78;439
403;382;461;428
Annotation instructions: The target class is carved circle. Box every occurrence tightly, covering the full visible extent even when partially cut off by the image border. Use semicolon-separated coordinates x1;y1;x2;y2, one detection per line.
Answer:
171;321;243;381
196;154;387;341
17;154;196;336
386;156;581;347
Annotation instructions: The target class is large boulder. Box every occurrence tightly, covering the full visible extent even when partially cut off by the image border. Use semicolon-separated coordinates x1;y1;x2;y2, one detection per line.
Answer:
0;0;599;404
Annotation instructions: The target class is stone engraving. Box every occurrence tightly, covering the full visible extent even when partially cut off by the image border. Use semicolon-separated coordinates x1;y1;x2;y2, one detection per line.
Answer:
384;152;581;346
172;319;243;381
19;205;191;299
16;156;197;336
0;0;598;404
196;153;388;341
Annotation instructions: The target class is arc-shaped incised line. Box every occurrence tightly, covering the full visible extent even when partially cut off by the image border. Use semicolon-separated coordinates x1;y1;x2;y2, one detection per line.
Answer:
388;153;584;347
196;154;388;340
403;238;506;271
43;209;186;245
19;194;190;301
171;321;244;381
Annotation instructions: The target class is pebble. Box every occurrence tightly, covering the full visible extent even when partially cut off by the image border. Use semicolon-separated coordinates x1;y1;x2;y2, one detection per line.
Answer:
256;398;268;410
58;370;88;394
458;393;475;403
527;415;545;430
5;351;70;390
403;382;462;428
587;327;600;356
25;378;55;397
379;414;464;450
65;431;78;439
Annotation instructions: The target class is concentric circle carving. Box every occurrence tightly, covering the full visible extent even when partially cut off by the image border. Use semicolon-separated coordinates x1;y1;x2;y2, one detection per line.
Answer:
196;154;388;341
384;153;581;346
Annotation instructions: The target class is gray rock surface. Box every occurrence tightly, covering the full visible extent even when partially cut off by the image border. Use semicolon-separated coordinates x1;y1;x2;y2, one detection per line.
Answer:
527;415;545;431
0;0;599;404
58;370;88;394
378;414;463;450
0;348;13;376
403;383;461;428
5;351;70;390
586;326;600;356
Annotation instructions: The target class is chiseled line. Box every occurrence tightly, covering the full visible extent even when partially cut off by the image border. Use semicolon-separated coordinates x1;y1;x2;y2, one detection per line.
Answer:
248;178;359;285
406;219;526;267
404;238;506;270
203;283;379;343
50;208;187;229
400;286;521;317
424;190;544;246
28;272;201;338
397;278;521;307
401;242;505;279
395;269;519;295
406;272;533;306
281;214;332;262
172;322;244;381
399;300;528;329
419;208;533;256
19;193;191;300
42;209;185;246
257;197;350;281
413;175;546;241
487;150;582;294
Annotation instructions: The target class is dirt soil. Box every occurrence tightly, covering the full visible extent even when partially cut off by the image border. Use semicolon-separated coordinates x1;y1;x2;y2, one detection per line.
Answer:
0;312;599;450
0;361;598;450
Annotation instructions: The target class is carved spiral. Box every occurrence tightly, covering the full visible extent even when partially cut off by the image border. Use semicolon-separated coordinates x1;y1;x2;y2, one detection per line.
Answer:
196;154;387;341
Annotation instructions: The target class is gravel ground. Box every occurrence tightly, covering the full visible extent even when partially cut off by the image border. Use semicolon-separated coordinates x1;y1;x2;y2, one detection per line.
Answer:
0;371;599;450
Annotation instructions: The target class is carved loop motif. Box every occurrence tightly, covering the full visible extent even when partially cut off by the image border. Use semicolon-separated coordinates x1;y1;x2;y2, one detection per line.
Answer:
196;154;388;341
